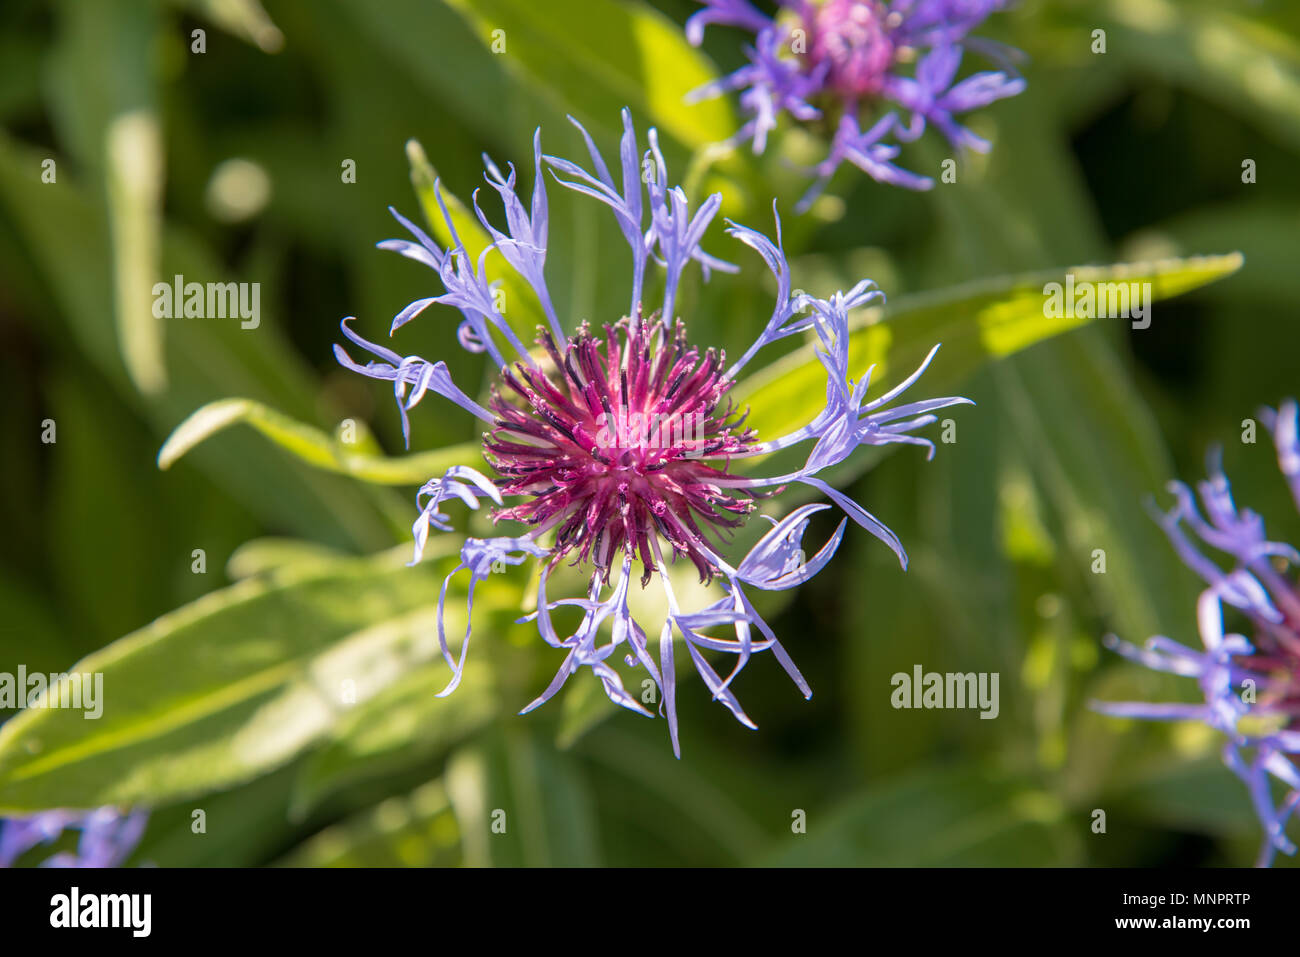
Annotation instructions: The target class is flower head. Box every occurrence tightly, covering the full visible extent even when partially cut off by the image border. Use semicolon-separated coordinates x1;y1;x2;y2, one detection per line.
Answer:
0;808;148;868
337;108;970;755
685;0;1026;207
1094;400;1300;865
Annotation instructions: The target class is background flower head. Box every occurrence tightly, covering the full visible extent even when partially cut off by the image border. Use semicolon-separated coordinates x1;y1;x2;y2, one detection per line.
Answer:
1095;400;1300;866
685;0;1026;207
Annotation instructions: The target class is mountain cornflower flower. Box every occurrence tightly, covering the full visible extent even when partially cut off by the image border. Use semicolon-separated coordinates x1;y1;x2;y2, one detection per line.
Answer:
335;108;970;755
1094;400;1300;865
684;0;1026;208
0;808;148;868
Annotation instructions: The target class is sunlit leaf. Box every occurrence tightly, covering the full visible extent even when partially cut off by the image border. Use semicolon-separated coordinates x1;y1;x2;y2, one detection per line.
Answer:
0;543;501;811
158;397;482;486
733;254;1244;444
442;0;734;158
290;662;497;817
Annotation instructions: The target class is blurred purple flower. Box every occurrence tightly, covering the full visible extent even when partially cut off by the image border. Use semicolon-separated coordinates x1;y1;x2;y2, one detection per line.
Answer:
0;808;148;868
336;108;969;755
685;0;1026;208
1094;400;1300;865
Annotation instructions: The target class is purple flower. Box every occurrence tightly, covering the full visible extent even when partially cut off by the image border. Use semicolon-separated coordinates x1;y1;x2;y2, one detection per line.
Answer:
0;808;148;868
685;0;1026;208
337;108;969;756
1094;400;1300;865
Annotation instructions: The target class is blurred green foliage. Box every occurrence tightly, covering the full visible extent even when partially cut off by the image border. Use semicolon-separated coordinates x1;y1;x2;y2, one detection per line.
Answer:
0;0;1296;866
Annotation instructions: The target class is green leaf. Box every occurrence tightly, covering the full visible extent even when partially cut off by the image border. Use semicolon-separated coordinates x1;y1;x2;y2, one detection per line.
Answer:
105;109;166;395
445;726;600;866
578;725;770;864
1111;757;1260;839
277;778;463;867
0;580;76;696
994;335;1201;642
441;0;735;158
0;543;499;811
1094;0;1300;153
331;0;525;151
158;397;482;486
225;537;351;580
732;254;1244;444
133;764;306;867
47;370;178;646
290;661;497;817
765;764;1077;866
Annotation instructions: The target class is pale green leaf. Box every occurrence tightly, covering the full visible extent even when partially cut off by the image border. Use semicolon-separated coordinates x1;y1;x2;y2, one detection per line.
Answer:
290;662;497;817
106;109;166;394
0;543;501;811
166;0;284;53
158;397;482;486
733;254;1244;443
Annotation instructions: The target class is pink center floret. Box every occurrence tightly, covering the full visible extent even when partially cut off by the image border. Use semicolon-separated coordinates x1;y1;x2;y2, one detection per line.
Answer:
1241;578;1300;721
806;0;896;99
486;312;757;585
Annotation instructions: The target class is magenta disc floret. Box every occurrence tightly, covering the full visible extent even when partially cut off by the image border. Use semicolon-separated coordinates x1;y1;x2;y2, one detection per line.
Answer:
486;311;757;585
